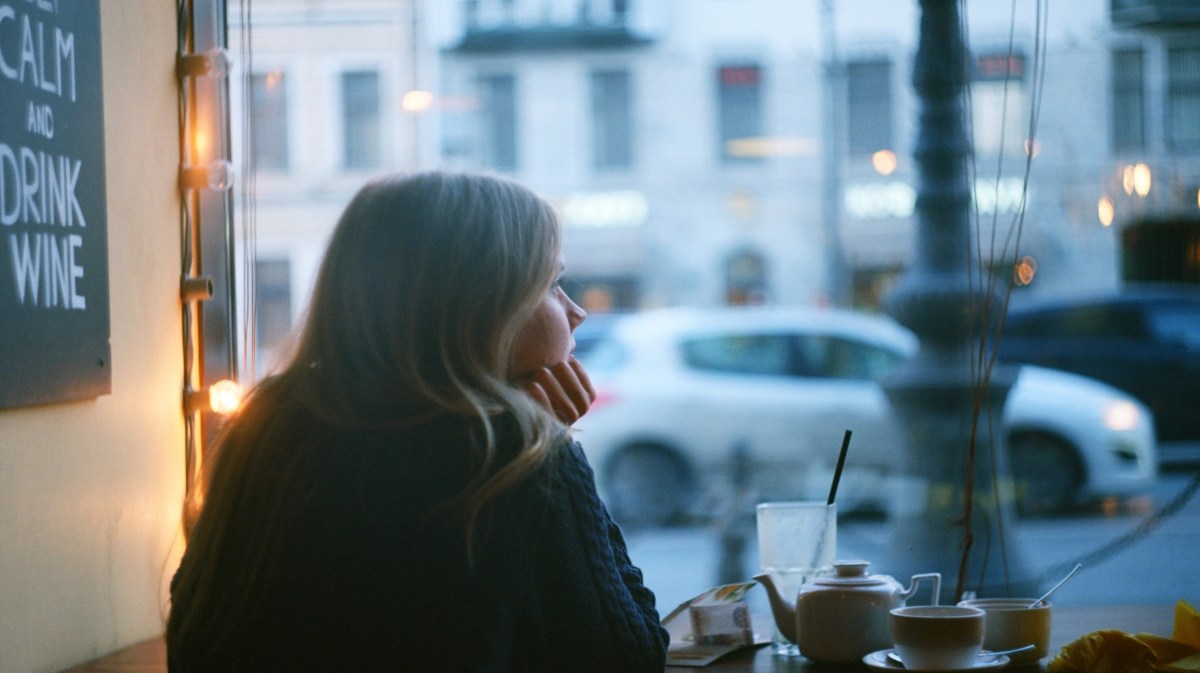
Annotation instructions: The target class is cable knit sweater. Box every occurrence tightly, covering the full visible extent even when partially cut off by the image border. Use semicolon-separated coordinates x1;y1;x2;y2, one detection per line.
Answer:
168;411;669;673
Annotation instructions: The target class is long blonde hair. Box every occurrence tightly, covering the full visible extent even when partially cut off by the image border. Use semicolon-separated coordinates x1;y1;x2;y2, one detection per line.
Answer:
169;171;564;650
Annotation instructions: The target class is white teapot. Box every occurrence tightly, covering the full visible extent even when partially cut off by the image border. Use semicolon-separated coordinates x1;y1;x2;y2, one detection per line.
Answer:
755;560;941;664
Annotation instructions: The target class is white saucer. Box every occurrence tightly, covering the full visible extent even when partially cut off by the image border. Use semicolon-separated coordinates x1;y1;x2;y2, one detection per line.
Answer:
862;649;1010;672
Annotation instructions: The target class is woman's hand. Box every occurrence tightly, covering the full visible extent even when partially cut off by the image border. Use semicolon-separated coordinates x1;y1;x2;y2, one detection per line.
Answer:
521;356;597;425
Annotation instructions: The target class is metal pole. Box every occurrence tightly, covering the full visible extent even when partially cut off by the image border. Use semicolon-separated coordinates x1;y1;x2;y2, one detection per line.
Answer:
881;0;1034;602
820;0;848;307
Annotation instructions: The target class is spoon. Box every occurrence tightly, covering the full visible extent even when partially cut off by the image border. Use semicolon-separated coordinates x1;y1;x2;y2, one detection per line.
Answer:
886;644;1036;667
1029;562;1083;608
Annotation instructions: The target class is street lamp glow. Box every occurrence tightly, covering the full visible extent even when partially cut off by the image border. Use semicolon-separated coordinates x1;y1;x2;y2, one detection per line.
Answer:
1013;255;1037;286
1133;163;1152;197
871;149;897;175
401;89;434;112
1098;196;1115;227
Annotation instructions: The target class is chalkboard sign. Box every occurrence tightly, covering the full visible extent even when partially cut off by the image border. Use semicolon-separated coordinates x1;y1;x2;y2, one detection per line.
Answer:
0;0;111;409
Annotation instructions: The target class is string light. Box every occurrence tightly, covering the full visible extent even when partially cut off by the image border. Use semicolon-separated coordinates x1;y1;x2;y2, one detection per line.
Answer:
185;379;244;416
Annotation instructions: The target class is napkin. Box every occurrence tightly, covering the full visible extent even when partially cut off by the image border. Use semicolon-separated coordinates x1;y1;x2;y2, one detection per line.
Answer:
1048;600;1200;673
661;582;768;667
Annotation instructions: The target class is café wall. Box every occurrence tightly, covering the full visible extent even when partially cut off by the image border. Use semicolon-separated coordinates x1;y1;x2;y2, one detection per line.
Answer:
0;2;185;672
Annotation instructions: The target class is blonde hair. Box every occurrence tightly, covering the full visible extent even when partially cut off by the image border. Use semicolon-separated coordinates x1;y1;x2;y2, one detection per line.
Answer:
169;171;564;651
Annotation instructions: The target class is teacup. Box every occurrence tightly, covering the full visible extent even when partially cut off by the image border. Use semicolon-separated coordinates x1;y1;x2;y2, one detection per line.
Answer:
957;597;1051;667
889;605;986;670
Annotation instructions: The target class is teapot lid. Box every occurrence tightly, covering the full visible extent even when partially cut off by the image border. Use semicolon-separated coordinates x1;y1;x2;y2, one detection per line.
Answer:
810;560;892;587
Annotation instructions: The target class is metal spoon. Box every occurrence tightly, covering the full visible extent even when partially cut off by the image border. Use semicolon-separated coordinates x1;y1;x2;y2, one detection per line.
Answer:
886;644;1036;667
1029;562;1083;608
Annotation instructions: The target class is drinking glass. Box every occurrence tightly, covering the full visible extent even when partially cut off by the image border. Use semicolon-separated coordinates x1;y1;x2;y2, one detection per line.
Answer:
755;501;837;656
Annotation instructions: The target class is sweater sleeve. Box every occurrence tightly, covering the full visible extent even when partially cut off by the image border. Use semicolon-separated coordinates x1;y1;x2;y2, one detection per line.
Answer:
492;439;669;673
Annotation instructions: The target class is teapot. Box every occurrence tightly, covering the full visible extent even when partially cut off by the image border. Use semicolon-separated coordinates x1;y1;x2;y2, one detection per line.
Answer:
755;560;941;664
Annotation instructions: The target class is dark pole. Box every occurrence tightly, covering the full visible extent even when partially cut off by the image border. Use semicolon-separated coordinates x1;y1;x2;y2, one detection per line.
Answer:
881;0;1034;601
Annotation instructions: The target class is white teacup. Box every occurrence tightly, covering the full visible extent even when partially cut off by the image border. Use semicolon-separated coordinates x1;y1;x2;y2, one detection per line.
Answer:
957;597;1051;666
889;605;986;670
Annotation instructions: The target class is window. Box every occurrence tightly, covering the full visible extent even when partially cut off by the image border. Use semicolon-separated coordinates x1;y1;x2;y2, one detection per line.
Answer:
1112;48;1145;152
682;334;791;376
725;250;767;305
591;70;633;170
254;258;293;354
1146;302;1200;349
1166;46;1200;152
479;73;517;170
250;71;289;170
846;59;893;156
341;70;382;170
969;53;1026;158
717;64;763;163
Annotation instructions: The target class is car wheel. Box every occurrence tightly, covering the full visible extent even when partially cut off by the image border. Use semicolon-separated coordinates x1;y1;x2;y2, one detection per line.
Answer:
1008;432;1083;517
603;443;693;529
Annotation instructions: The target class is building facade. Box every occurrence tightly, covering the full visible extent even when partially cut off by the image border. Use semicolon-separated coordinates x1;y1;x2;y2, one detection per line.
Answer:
234;0;1200;367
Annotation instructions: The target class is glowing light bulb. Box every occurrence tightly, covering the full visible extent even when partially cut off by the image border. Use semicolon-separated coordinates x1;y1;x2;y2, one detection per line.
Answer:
208;379;244;415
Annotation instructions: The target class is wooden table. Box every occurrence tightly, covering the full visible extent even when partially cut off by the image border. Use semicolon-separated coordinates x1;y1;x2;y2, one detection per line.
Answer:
665;604;1177;672
58;604;1176;673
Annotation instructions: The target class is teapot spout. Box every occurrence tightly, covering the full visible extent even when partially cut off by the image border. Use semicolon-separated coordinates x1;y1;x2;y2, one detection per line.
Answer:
752;573;798;644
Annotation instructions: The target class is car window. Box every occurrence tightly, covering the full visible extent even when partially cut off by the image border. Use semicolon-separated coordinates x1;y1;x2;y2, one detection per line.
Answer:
1048;305;1143;339
682;334;792;376
796;335;906;381
1145;302;1200;349
574;336;628;376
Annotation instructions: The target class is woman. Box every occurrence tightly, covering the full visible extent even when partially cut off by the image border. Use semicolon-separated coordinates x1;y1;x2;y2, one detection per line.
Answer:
167;172;669;672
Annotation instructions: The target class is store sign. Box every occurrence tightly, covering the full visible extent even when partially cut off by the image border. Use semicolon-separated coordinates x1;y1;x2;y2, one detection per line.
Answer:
561;190;648;229
0;0;110;408
845;179;1028;220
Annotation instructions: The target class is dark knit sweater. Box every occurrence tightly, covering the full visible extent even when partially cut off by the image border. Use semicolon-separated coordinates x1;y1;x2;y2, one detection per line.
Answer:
168;412;669;673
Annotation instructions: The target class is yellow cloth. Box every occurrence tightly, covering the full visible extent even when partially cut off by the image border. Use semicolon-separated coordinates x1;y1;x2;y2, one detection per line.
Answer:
1047;601;1200;673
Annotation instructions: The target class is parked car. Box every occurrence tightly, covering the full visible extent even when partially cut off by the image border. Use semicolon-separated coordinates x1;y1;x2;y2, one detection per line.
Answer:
572;306;1158;526
997;283;1200;467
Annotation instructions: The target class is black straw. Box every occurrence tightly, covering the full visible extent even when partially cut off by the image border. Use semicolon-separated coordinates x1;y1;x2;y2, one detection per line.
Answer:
827;429;852;506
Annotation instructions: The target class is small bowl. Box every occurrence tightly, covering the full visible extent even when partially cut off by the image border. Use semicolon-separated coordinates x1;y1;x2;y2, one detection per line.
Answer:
957;597;1051;667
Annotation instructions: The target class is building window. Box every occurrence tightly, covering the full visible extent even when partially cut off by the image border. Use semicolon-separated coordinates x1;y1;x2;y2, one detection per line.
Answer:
1166;46;1200;152
725;249;768;305
717;64;763;163
591;70;633;170
969;52;1027;158
254;258;293;359
341;70;382;170
479;73;517;171
846;59;893;156
250;71;289;170
1112;48;1146;153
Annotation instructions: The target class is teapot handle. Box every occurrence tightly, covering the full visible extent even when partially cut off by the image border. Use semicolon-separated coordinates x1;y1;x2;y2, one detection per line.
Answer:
907;572;942;605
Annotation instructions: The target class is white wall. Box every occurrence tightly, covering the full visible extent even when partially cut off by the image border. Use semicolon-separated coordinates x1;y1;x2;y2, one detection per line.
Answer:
0;2;185;671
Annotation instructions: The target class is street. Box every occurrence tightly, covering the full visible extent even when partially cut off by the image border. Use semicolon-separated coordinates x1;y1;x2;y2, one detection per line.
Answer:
627;470;1200;620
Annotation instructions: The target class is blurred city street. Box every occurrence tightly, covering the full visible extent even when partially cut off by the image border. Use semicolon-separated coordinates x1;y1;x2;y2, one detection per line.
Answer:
628;471;1200;621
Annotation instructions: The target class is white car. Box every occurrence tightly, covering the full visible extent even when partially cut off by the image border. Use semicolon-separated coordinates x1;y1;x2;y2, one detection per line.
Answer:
572;306;1158;526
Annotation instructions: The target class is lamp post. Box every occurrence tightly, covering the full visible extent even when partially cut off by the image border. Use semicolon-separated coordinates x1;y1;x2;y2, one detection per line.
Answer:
881;0;1035;601
820;0;849;307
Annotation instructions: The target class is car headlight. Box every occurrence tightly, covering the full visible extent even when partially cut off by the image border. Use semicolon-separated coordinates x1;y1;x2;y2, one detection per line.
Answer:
1103;400;1142;432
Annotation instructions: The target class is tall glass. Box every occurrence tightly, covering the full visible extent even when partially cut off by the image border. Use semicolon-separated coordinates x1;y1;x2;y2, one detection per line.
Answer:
756;501;837;656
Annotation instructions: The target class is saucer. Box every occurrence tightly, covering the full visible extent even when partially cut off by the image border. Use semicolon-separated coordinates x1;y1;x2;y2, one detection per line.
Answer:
863;649;1010;672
